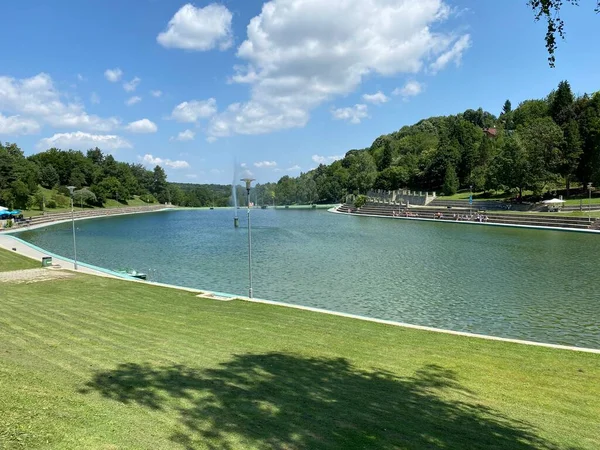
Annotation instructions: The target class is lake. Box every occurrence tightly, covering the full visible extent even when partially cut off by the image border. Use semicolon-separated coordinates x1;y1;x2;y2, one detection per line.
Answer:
16;208;600;349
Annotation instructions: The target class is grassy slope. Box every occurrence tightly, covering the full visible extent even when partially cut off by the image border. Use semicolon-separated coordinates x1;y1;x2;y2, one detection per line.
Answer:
0;261;598;449
0;247;39;271
23;188;153;217
437;189;600;205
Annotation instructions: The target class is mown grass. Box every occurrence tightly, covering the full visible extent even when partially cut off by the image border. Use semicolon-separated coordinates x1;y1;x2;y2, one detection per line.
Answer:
436;190;600;205
0;246;39;271
23;190;154;217
0;252;598;449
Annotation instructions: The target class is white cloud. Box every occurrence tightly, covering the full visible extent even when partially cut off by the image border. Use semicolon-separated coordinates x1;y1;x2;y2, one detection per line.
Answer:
123;76;141;92
38;132;132;150
210;168;222;174
0;73;120;132
186;174;198;179
393;80;424;98
125;96;142;106
150;90;163;97
90;92;100;104
362;91;389;105
171;129;196;141
331;104;369;124
125;118;157;134
139;153;190;169
104;68;123;82
429;34;471;73
254;160;277;168
157;3;233;51
240;162;247;168
312;154;343;164
206;136;217;143
170;98;217;122
286;165;301;171
77;74;86;82
0;114;40;135
208;0;468;138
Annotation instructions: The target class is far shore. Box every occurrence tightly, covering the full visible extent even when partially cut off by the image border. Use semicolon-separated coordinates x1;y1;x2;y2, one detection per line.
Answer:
329;207;600;234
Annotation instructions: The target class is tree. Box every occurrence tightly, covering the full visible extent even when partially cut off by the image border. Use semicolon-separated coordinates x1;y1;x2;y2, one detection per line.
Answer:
549;80;574;127
276;176;297;205
492;135;530;197
577;93;600;186
346;151;377;194
10;180;30;209
39;164;59;189
519;117;564;193
442;165;459;196
69;168;86;189
528;0;600;66
377;140;393;171
73;188;97;207
151;166;169;203
512;100;550;129
374;166;409;191
560;119;583;196
502;100;512;116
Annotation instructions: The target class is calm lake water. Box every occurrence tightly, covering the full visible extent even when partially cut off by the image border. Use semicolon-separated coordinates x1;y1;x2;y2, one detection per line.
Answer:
17;208;600;348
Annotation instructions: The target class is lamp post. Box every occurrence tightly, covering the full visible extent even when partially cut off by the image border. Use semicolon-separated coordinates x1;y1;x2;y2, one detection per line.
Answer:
241;178;255;298
469;184;473;216
67;186;78;270
588;182;593;223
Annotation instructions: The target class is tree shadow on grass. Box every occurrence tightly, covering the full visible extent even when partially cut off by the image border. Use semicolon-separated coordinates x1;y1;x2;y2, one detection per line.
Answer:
81;353;563;450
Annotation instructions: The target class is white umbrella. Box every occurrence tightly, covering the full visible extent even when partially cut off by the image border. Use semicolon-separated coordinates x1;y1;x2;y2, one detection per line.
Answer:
0;206;8;211
542;198;565;204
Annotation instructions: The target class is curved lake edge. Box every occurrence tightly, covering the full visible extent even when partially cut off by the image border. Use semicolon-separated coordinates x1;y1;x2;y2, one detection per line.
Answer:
3;226;599;354
328;207;600;234
3;206;174;235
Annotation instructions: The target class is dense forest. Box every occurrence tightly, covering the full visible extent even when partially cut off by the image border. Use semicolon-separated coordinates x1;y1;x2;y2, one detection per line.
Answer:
0;145;231;210
254;80;600;205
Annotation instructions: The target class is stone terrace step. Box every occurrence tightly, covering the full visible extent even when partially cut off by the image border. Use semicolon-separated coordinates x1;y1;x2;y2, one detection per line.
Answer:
337;203;597;230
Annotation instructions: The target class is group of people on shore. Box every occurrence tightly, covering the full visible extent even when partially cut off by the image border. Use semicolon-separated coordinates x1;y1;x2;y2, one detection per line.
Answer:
392;210;419;217
434;212;489;222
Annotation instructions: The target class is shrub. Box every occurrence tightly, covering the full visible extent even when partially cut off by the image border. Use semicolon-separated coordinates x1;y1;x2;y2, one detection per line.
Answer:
354;194;368;208
53;194;70;208
140;193;157;203
46;199;57;209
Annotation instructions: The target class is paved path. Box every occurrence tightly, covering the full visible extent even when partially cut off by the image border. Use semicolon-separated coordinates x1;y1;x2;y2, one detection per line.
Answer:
0;235;121;278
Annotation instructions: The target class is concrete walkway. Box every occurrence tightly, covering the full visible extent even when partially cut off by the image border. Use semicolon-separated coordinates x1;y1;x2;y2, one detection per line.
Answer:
0;235;123;278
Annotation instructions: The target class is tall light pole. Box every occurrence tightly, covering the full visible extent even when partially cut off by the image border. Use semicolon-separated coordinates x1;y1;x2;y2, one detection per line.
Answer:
469;184;473;216
241;178;255;298
588;182;593;223
67;186;78;270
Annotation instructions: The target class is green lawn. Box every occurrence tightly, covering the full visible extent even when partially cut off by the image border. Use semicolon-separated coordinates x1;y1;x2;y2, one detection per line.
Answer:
0;250;599;449
22;195;154;217
0;247;39;271
435;190;600;205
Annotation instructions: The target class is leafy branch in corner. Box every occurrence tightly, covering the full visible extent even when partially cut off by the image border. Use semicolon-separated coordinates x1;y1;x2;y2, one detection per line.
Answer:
528;0;600;67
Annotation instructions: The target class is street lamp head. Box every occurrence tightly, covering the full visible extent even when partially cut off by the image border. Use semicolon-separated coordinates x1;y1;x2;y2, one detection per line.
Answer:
240;178;255;191
67;186;76;195
588;182;593;190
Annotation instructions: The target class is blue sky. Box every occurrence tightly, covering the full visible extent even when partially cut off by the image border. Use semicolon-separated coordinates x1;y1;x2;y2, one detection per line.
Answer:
1;0;599;184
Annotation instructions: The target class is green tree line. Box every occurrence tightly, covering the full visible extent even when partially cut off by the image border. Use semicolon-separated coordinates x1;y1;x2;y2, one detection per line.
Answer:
259;80;600;204
0;145;230;210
